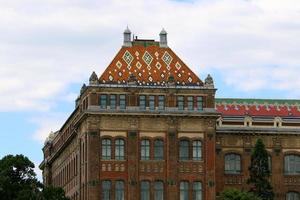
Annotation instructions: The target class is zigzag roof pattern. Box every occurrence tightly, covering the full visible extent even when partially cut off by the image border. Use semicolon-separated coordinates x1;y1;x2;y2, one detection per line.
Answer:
99;40;202;86
216;98;300;117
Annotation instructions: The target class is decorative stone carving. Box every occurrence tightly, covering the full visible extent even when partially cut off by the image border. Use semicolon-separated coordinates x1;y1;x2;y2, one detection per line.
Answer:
89;71;98;85
80;83;86;95
204;74;214;88
128;74;137;85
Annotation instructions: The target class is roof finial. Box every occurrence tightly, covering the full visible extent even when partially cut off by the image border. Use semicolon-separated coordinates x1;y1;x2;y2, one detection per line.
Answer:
123;26;132;47
159;28;168;48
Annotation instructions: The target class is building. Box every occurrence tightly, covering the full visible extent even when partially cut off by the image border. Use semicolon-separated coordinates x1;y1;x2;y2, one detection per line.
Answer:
40;28;300;200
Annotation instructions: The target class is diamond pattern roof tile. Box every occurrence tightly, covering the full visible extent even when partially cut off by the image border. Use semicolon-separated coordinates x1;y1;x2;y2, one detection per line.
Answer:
99;45;203;86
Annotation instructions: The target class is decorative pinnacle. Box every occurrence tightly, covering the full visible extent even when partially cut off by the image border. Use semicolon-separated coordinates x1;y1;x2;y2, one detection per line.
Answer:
89;71;98;85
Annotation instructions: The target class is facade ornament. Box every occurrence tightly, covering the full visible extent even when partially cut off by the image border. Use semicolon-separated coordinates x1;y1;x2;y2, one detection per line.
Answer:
128;74;137;85
204;74;214;88
80;83;87;95
89;71;98;85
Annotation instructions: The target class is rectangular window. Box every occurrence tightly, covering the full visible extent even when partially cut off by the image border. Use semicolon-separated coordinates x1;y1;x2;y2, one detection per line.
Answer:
102;180;111;200
101;139;111;160
192;140;202;161
110;94;116;109
100;94;107;109
179;140;189;160
177;96;184;110
141;181;150;200
197;96;203;111
139;95;146;110
154;140;164;160
149;96;155;110
141;140;150;160
180;181;189;200
115;181;125;200
119;94;126;110
187;96;194;111
115;139;125;160
193;182;202;200
158;95;165;110
154;181;164;200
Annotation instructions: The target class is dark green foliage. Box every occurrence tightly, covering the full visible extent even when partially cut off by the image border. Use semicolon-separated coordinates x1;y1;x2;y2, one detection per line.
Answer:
219;188;262;200
247;139;274;200
42;186;70;200
0;154;42;200
0;154;69;200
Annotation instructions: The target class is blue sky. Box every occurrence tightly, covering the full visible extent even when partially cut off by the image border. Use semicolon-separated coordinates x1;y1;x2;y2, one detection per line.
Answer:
1;0;300;179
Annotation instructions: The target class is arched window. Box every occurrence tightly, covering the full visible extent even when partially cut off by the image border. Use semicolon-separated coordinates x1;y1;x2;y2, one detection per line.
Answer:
115;180;125;200
115;139;125;160
225;153;241;174
154;181;164;200
141;181;150;200
193;181;202;200
286;192;300;200
102;139;111;160
285;154;300;175
141;140;150;160
102;180;111;200
154;139;164;160
179;140;190;160
192;140;202;160
180;181;189;200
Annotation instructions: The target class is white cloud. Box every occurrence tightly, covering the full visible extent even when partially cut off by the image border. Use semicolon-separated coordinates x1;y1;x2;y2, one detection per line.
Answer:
1;0;300;112
31;112;69;143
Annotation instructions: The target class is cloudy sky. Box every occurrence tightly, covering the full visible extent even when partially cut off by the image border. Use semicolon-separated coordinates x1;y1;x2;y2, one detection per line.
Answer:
1;0;300;179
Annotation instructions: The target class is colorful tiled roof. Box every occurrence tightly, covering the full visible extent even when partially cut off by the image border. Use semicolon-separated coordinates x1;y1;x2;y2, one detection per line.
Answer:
99;40;203;86
216;98;300;117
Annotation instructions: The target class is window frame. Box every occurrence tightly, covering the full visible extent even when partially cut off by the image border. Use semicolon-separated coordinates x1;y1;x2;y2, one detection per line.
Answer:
177;96;184;110
187;96;194;111
110;94;117;109
193;181;202;200
100;94;107;109
192;140;202;161
101;138;112;160
149;95;155;110
154;181;164;200
224;153;241;174
284;154;300;175
115;138;125;160
154;139;164;160
115;180;125;200
141;139;151;160
196;96;203;111
140;181;150;200
286;191;300;200
158;95;165;110
101;180;112;200
179;181;189;200
179;140;190;161
139;95;146;110
119;94;126;110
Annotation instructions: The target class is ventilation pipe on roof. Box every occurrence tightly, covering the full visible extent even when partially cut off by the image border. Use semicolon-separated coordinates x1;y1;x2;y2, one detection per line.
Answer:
123;26;132;47
159;28;168;48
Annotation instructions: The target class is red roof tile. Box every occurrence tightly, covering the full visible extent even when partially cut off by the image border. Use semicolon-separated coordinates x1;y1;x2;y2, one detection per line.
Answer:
99;44;203;86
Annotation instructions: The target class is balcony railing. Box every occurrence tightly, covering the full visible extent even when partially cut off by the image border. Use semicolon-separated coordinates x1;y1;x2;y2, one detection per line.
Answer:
87;105;215;113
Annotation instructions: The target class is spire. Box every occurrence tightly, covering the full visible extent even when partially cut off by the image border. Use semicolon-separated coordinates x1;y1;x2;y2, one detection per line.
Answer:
159;28;168;48
89;71;98;85
123;26;132;47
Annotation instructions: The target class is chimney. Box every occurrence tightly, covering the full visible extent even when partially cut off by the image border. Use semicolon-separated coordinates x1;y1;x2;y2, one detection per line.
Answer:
159;28;168;48
123;26;132;47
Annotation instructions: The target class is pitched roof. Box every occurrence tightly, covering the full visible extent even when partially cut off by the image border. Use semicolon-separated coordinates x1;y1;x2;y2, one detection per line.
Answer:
216;98;300;117
99;40;203;86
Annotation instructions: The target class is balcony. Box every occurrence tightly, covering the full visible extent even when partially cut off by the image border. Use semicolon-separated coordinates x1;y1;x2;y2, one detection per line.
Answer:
87;105;215;114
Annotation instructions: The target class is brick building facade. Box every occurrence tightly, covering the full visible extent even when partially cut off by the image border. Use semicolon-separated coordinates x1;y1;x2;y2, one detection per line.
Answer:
40;28;300;200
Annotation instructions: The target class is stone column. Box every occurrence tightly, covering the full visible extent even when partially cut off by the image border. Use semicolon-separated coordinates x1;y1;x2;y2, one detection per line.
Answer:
86;130;100;200
166;130;178;200
205;118;216;200
127;131;139;200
